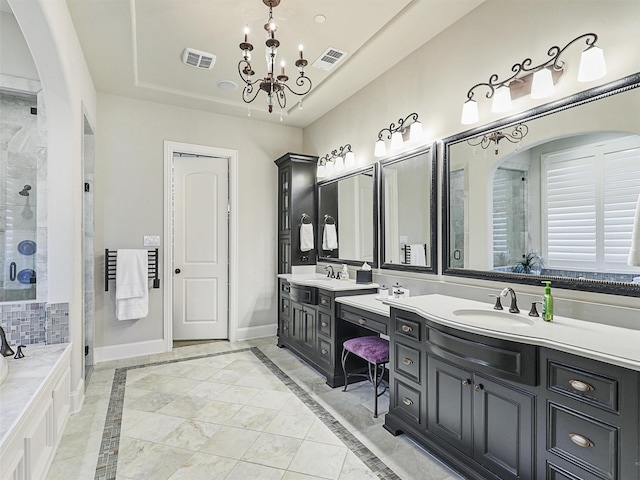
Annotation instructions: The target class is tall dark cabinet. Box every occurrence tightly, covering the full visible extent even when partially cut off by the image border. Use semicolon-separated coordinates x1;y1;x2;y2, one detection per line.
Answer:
274;153;318;273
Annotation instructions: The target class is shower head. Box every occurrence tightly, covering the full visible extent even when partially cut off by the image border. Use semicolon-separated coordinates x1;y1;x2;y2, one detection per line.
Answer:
19;185;31;197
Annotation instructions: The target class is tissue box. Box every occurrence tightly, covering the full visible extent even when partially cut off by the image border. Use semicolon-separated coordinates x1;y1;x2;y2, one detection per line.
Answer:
356;270;372;284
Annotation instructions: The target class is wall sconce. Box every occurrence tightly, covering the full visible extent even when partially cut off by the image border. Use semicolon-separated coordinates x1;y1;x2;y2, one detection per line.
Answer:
374;112;423;157
317;144;355;178
467;123;529;155
460;33;607;125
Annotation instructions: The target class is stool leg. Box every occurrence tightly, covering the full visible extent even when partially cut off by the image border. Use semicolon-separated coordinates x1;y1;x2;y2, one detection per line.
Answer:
341;348;350;392
373;362;379;418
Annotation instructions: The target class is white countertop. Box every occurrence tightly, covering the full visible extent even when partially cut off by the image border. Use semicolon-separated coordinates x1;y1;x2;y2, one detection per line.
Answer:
0;343;71;446
278;273;378;292
336;294;390;317
383;294;640;372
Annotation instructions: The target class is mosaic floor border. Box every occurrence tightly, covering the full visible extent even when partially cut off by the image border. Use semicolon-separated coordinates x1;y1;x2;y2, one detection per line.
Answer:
94;346;400;480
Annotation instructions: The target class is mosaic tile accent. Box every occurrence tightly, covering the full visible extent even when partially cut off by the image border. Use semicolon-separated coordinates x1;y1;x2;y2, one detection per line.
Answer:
0;301;68;346
95;347;399;480
45;302;70;344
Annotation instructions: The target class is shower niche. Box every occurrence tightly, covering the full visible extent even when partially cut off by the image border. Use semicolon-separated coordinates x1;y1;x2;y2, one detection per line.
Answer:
1;90;40;301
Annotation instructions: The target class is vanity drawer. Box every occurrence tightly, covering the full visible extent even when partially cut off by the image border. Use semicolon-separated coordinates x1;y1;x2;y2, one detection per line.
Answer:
340;306;388;335
290;285;317;305
318;311;332;338
548;360;618;413
394;341;421;384
547;402;618;479
392;378;422;425
280;296;290;319
394;315;421;342
317;337;332;368
318;292;332;310
280;280;291;295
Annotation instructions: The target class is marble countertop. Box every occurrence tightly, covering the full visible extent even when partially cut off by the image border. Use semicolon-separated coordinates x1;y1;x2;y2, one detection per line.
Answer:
278;273;379;292
336;294;390;317
383;294;640;372
0;343;71;446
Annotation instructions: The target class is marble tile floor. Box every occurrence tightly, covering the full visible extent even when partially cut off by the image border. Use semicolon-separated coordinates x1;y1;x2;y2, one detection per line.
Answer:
46;337;464;480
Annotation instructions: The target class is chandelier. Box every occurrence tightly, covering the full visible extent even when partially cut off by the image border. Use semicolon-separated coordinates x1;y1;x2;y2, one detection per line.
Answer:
238;0;312;116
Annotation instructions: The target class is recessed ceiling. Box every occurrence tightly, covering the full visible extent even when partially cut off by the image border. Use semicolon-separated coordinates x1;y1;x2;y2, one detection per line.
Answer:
64;0;483;127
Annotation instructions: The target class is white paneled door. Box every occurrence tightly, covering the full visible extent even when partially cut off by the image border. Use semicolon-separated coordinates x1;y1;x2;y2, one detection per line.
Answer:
173;155;228;340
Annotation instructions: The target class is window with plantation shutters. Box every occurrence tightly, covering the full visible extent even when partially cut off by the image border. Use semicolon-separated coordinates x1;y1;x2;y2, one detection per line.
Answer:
542;136;640;272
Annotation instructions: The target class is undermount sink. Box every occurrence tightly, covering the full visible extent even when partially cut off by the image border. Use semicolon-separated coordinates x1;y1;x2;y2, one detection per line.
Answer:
452;309;536;326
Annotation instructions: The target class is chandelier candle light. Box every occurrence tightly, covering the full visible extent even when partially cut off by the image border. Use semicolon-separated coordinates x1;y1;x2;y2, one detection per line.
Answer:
374;112;423;158
460;33;607;125
317;144;355;179
238;0;312;116
467;124;529;155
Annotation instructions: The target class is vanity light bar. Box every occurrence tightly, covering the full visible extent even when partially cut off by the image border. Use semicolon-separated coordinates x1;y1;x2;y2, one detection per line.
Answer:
317;144;355;178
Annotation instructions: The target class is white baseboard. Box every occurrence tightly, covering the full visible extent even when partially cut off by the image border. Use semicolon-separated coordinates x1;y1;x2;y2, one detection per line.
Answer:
94;338;167;364
70;376;84;414
235;323;277;342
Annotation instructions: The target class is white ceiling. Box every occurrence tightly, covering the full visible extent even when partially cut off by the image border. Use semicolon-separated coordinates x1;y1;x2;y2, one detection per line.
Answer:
56;1;483;127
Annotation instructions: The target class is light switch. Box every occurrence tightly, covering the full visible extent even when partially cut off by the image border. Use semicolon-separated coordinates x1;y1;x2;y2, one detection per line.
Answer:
144;235;160;247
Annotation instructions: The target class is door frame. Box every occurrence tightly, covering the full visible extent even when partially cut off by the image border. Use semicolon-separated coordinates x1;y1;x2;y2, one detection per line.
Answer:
163;141;239;350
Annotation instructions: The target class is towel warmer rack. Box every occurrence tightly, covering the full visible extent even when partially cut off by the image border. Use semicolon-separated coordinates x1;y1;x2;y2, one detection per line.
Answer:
323;214;335;225
104;248;160;291
402;244;427;264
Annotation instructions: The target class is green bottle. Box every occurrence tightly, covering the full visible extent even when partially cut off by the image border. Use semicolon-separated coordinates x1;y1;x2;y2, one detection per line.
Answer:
541;281;554;322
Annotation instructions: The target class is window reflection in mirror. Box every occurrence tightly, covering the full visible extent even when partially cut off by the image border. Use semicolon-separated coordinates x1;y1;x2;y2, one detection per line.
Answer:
380;145;437;273
317;165;378;266
443;75;640;296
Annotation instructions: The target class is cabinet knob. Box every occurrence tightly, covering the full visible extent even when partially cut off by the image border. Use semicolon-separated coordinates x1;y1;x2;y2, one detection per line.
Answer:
402;358;413;366
321;322;328;327
401;325;413;333
321;299;329;305
174;268;181;274
569;433;594;448
461;379;470;386
358;319;366;325
569;379;594;392
402;397;413;406
321;349;328;355
474;384;484;392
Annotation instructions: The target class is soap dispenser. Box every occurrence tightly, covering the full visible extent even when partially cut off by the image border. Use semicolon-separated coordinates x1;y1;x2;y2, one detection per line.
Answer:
341;264;349;281
541;281;554;322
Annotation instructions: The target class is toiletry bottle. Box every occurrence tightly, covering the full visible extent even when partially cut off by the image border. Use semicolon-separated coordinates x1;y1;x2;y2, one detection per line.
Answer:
342;264;349;281
378;285;388;298
541;281;554;322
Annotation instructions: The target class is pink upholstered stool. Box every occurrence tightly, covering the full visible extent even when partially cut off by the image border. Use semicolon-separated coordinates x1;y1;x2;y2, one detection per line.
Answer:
341;336;389;418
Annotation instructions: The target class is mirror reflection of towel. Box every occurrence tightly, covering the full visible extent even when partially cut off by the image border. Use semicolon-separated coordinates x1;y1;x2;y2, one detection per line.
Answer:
300;223;314;252
628;194;640;266
409;244;427;266
323;224;338;250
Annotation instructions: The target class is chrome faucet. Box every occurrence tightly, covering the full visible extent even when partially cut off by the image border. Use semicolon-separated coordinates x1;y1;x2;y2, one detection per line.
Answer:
0;325;15;357
325;265;335;278
500;287;520;313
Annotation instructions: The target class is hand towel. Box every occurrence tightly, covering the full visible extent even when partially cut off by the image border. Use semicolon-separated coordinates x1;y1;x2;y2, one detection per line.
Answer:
322;224;338;250
300;223;314;252
628;194;640;266
409;244;427;266
115;249;149;320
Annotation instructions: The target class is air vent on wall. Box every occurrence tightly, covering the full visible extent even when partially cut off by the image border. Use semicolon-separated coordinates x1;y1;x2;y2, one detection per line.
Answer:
312;48;347;71
182;48;216;70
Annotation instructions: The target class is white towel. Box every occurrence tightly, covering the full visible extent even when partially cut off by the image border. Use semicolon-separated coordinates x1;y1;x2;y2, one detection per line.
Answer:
409;244;427;266
115;249;149;320
628;194;640;266
322;224;338;250
300;223;314;252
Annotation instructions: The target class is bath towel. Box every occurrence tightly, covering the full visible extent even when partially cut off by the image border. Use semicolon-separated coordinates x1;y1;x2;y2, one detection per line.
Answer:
300;223;314;252
409;244;427;267
116;249;149;320
628;194;640;266
323;224;338;250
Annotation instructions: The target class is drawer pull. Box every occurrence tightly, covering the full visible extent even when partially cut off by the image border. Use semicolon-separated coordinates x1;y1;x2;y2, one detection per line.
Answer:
461;379;470;386
402;397;413;406
402;358;413;366
358;319;367;325
321;298;329;305
401;325;413;333
321;322;328;327
321;349;328;355
569;433;594;448
474;384;484;392
283;326;288;330
569;379;594;392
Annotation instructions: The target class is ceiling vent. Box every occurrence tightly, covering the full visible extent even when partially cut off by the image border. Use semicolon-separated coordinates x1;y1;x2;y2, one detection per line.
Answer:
182;48;216;70
312;48;347;71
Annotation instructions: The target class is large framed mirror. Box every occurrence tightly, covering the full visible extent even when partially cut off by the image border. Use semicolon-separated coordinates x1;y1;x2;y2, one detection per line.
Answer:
443;73;640;296
317;164;378;267
380;145;437;273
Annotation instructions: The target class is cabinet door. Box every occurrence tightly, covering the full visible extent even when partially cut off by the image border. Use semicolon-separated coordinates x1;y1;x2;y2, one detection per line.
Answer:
278;235;292;274
278;166;291;234
427;356;473;456
291;302;315;352
473;374;535;480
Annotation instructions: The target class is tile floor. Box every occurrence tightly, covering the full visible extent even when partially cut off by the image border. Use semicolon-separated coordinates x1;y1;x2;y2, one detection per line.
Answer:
46;337;464;480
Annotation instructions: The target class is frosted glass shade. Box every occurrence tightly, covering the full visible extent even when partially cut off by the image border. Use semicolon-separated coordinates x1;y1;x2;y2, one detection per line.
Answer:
344;151;355;168
390;131;403;150
578;45;606;82
409;121;423;142
530;68;554;99
374;139;387;157
317;163;326;178
491;86;512;113
325;160;335;176
334;156;344;172
461;99;479;125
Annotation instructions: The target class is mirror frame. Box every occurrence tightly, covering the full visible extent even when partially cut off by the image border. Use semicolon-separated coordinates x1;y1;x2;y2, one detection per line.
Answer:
380;144;438;274
442;72;640;297
317;163;379;267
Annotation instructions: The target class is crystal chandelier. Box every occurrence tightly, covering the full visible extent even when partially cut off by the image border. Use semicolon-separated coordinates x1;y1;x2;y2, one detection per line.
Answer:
238;0;312;116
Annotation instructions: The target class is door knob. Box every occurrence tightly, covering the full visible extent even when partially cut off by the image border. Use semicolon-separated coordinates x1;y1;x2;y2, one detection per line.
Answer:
175;268;181;274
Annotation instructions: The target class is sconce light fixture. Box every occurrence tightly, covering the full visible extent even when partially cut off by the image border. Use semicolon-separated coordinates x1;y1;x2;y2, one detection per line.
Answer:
317;144;355;178
374;112;423;157
460;33;606;125
467;123;529;155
